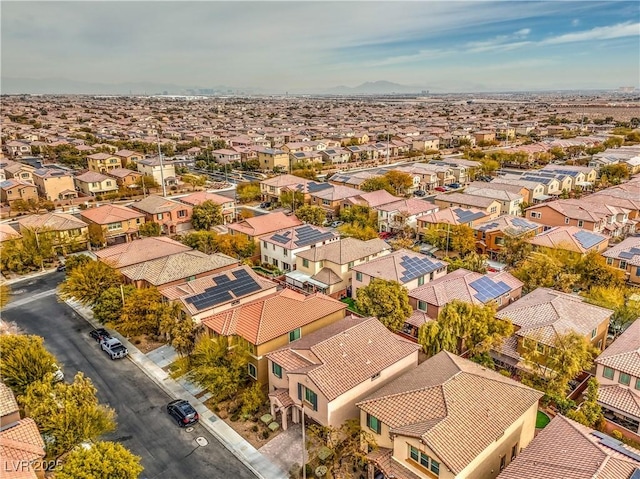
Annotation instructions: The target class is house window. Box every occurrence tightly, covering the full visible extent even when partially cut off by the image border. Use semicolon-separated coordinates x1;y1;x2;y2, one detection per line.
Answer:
490;206;497;213
283;248;288;256
620;260;627;269
272;259;278;268
619;373;631;386
263;241;268;248
591;328;597;339
366;413;381;434
322;199;330;206
186;275;196;281
157;213;163;220
495;237;504;246
248;363;257;379
272;362;282;379
565;217;570;224
178;210;187;218
536;342;545;354
107;222;122;231
635;378;640;391
603;367;614;380
371;372;380;380
356;272;363;282
283;263;291;271
348;261;354;270
289;328;301;342
500;455;506;471
297;384;318;411
408;445;439;475
606;257;613;265
578;220;584;227
511;443;518;460
417;276;425;286
302;259;309;268
418;300;427;311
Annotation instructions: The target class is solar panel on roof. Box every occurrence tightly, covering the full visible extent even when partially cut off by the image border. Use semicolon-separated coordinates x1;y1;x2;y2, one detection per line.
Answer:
629;247;640;255
469;276;511;303
618;251;635;259
591;431;640;463
574;230;604;249
185;269;261;311
511;218;536;229
399;254;443;283
477;222;499;232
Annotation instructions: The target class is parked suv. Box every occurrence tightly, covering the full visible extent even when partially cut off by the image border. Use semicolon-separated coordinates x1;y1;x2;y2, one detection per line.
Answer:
167;399;199;427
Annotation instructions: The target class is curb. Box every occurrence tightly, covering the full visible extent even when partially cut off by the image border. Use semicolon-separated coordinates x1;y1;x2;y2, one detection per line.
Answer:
5;269;57;285
64;298;286;479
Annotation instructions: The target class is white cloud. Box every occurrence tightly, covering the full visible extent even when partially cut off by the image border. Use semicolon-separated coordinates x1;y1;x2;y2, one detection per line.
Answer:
542;21;640;45
572;19;580;27
515;28;531;37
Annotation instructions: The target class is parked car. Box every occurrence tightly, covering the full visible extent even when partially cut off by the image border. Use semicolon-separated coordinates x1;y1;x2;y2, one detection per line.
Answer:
56;263;66;272
330;221;344;228
167;399;199;427
89;328;112;342
100;337;129;360
259;202;271;209
379;232;393;240
413;189;426;197
434;186;447;192
449;183;461;189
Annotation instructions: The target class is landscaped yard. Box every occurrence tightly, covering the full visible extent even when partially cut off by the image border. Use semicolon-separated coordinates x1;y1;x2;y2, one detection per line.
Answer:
536;410;551;429
340;297;362;314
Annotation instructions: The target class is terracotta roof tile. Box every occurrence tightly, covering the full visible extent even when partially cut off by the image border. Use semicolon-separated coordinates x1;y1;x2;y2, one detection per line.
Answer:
17;212;87;231
79;204;144;225
596;319;640;377
227;212;302;237
0;383;18;417
297;237;390;265
95;236;191;268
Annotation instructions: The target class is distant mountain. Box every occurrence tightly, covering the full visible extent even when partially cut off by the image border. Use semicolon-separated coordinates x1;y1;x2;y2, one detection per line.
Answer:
322;80;429;95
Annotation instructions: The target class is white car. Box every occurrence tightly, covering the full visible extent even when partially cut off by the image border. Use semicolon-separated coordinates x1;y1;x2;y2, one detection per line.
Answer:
52;363;64;382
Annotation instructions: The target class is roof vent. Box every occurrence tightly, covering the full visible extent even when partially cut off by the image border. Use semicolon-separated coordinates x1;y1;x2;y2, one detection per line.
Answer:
368;339;372;344
366;359;371;365
342;352;347;358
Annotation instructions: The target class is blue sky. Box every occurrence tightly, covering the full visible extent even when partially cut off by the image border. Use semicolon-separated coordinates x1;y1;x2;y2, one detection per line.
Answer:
1;1;639;92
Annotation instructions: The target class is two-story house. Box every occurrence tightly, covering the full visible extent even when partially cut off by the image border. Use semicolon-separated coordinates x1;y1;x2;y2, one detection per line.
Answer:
602;236;640;286
377;198;439;234
341;190;401;211
136;157;177;187
114;149;145;167
94;236;192;269
434;192;501;219
87;152;123;173
74;171;118;196
416;207;488;241
179;191;237;224
463;186;524;216
266;316;420;430
525;200;610;232
18;212;89;252
80;204;146;245
309;185;361;217
358;351;543;479
351;249;447;299
473;215;544;258
130;195;193;234
227;212;303;250
257;148;289;171
32;168;77;201
491;178;547;204
260;175;314;203
0;179;38;207
287;237;391;298
259;224;339;273
493;288;613;373
528;226;609;256
4;162;35;184
202;289;347;383
160;264;276;323
594;319;640;435
211;149;242;165
106;168;143;189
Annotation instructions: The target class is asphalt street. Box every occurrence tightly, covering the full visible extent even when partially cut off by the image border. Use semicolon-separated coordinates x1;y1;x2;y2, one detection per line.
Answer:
3;272;256;479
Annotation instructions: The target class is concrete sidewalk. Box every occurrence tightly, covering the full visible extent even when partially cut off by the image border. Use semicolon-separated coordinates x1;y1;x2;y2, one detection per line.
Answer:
65;298;287;479
4;268;57;285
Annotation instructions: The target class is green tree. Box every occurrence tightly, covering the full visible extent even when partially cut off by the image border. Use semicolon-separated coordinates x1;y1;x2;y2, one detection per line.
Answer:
521;331;597;396
56;441;143;479
134;174;160;191
295;205;327;226
0;228;56;273
446;252;488;273
181;173;207;191
93;285;135;324
0;281;10;309
512;251;575;292
338;205;378;229
423;224;475;255
360;176;395;195
87;223;106;248
139;221;161;237
119;287;174;336
187;336;249;402
418;300;513;356
236;182;261;203
240;382;266;416
567;378;604;428
181;230;219;254
599;163;629;184
582;286;640;336
355;279;412;332
383;170;413;195
497;233;534;267
64;254;92;274
337;223;379;240
280;190;305;210
191;200;223;230
305;419;376;479
291;168;317;180
575;251;625;289
20;373;116;459
59;261;122;306
0;334;60;396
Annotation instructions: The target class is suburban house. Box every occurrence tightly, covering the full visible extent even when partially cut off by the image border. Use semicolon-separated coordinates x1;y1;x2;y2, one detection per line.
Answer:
4;162;35;183
106;168;143;189
130;195;193;234
87;152;123;173
17;212;89;251
227;212;302;246
358;351;543;479
286;237;391;298
119;250;238;289
79;204;146;245
377;198;439;233
179;191;236;224
493;288;613;372
136;157;177;187
416;207;488;241
434;192;501;219
32;167;77;201
321;148;351;164
260;175;313;203
463;186;524;216
211;149;241;164
498;415;640;479
266;316;420;430
309;185;361;217
0;179;38;206
525;200;607;232
491;178;547;204
404;268;523;340
259;224;339;273
74;171;118;196
594;319;640;435
528;226;609;255
94;236;192;269
202;289;348;383
0;224;21;243
3;140;32;157
473;215;545;258
351;249;447;299
0;382;46;479
114;149;145;166
257;148;289;171
160;265;277;323
341;190;401;210
602;236;640;285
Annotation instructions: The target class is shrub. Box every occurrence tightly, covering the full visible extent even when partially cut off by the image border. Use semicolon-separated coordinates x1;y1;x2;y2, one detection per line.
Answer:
261;429;270;439
612;430;623;440
498;369;511;377
251;425;259;432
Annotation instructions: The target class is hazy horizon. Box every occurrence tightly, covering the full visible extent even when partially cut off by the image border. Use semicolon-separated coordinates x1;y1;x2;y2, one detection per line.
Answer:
2;1;639;94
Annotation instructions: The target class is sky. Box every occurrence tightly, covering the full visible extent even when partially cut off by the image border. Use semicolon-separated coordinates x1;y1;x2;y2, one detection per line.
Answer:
1;1;639;93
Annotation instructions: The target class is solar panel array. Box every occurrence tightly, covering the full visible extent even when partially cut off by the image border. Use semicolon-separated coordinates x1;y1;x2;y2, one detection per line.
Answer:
271;230;293;244
293;225;335;247
591;431;640;463
511;218;537;230
469;276;512;303
185;269;261;312
453;208;486;224
307;182;332;193
573;230;604;249
618;247;640;260
477;222;499;232
399;255;443;282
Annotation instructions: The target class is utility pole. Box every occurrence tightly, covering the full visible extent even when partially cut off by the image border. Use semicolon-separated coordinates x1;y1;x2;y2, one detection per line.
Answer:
157;132;167;197
386;125;391;165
